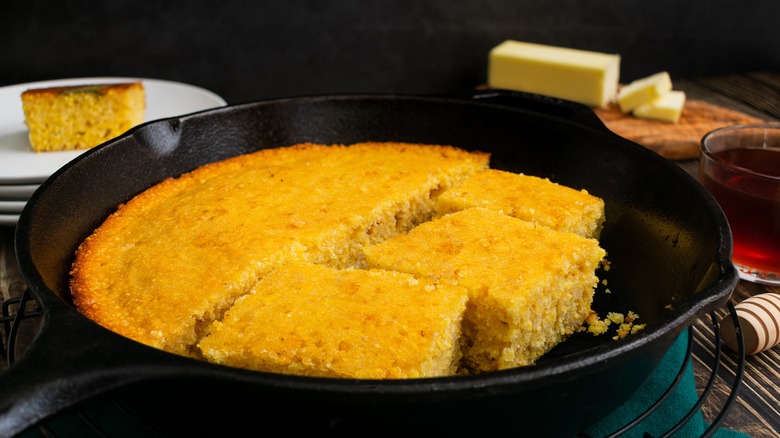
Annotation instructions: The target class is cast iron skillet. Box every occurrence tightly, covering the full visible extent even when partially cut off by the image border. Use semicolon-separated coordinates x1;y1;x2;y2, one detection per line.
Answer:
2;91;737;437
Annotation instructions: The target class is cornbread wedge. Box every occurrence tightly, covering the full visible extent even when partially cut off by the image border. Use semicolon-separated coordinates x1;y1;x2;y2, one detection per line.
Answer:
364;208;606;372
21;82;145;152
199;262;469;379
436;169;605;238
70;142;488;357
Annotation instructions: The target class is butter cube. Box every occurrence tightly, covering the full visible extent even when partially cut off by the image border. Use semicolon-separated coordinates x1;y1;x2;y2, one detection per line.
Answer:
633;90;686;124
617;71;673;113
488;40;620;108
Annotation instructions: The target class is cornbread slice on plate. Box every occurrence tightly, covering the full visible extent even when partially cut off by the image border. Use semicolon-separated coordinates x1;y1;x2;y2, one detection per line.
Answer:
436;169;605;238
199;262;470;379
364;208;606;372
21;82;145;152
70;142;488;358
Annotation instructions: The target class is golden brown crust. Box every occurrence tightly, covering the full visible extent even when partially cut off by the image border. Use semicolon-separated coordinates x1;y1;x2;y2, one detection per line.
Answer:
436;169;606;238
70;142;489;358
70;141;605;377
21;81;143;97
199;262;469;379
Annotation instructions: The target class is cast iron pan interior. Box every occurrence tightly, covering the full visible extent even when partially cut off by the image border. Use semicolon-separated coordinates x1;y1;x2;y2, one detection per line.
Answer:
4;91;738;437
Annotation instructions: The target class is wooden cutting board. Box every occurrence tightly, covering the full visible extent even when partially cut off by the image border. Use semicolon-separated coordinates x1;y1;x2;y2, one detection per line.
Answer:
594;99;767;160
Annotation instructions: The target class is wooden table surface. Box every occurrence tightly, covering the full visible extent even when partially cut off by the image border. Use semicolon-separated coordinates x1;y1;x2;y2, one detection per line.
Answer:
1;72;779;437
673;72;780;438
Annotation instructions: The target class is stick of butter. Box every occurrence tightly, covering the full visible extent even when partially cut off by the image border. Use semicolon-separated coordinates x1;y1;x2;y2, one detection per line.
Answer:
633;90;686;124
488;40;620;108
617;71;673;113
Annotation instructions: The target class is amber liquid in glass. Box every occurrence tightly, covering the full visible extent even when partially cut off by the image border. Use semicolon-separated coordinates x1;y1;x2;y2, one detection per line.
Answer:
702;147;780;274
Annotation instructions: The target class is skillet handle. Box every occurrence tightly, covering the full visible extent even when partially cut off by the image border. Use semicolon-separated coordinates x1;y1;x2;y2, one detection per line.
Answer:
0;292;192;437
468;89;611;133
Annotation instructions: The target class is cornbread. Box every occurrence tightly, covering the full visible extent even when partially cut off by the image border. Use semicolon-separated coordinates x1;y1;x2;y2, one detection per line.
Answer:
21;81;145;152
70;142;489;358
436;169;605;238
199;262;470;379
364;208;606;372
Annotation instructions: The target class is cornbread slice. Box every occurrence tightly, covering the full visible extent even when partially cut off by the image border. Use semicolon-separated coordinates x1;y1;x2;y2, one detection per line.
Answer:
436;169;605;238
21;82;145;152
70;142;488;357
364;208;606;372
199;262;469;379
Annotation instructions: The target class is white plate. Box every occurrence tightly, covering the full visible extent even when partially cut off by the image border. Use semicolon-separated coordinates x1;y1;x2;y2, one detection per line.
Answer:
0;77;227;184
0;214;19;226
0;183;39;198
0;200;26;213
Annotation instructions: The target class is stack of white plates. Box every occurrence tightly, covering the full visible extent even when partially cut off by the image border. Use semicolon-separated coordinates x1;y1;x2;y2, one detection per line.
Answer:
0;77;227;227
0;180;44;226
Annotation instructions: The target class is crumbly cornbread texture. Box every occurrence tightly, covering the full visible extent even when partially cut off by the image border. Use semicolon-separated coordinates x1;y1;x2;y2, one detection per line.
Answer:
21;82;146;152
364;208;606;372
199;262;469;379
436;169;605;238
70;142;489;358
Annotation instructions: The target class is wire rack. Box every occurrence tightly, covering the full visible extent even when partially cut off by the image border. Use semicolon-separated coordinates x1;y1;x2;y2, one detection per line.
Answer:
2;289;746;438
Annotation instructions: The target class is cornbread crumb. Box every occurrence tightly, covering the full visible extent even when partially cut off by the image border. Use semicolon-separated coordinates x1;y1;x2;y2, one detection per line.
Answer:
582;310;645;340
21;82;145;152
607;312;624;325
584;311;611;335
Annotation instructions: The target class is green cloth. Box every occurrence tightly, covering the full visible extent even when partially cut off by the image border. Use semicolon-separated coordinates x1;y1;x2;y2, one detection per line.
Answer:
584;331;750;437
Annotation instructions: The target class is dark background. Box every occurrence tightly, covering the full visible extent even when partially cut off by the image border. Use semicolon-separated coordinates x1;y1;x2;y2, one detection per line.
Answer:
3;0;780;104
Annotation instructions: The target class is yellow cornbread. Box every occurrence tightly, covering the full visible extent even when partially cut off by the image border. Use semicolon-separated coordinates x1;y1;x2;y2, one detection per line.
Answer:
70;142;489;358
436;169;605;238
199;262;470;379
21;82;145;152
364;208;606;372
